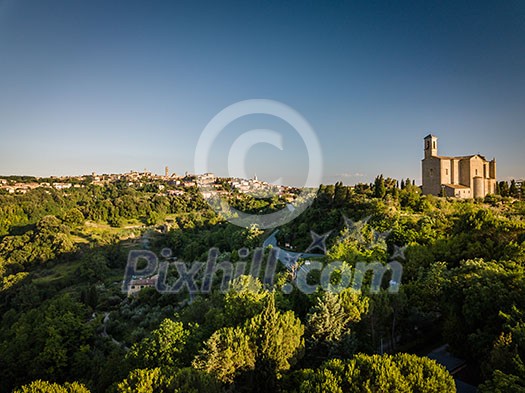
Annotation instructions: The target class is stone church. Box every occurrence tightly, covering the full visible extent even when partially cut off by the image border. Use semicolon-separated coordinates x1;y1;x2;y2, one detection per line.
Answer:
422;134;497;198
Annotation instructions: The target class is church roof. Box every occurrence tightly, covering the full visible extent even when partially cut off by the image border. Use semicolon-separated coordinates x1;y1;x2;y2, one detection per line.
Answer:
435;154;489;162
443;184;470;189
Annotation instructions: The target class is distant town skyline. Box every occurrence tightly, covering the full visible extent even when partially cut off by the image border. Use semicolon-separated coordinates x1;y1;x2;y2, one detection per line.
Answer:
0;0;524;186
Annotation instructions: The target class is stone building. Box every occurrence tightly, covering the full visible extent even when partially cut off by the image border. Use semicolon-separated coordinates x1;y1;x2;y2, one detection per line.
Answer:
422;134;496;198
127;275;158;296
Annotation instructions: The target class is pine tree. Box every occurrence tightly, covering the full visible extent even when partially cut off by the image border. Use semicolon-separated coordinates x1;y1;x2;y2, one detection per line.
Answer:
305;290;369;364
193;326;255;384
194;294;304;390
247;295;305;374
307;292;350;345
499;181;510;197
374;175;386;199
510;180;519;198
289;353;455;392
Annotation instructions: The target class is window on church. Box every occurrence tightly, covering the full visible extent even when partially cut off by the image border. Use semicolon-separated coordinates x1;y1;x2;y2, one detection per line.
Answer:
426;141;430;150
433;141;436;149
446;169;449;175
475;169;478;176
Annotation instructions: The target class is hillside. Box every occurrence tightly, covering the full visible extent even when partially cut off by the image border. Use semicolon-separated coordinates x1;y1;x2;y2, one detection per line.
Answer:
1;181;524;392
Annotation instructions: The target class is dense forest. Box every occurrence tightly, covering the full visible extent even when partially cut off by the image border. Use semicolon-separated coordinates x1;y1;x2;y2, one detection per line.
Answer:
0;178;524;392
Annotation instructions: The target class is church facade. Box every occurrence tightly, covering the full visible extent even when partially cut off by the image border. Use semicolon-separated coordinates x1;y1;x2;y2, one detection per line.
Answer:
421;134;497;198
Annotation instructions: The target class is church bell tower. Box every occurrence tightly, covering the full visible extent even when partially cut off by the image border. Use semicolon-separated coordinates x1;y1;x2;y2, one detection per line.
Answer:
424;134;438;158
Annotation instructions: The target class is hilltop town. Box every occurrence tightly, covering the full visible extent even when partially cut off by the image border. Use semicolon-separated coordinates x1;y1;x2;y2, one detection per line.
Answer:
0;169;298;199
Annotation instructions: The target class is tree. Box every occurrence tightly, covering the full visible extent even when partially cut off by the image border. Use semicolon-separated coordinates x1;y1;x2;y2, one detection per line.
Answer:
145;211;164;226
243;224;264;249
246;294;304;373
479;309;525;391
194;294;304;390
167;367;223;393
499;181;510;197
13;380;90;393
193;325;255;384
223;275;269;327
80;285;98;309
305;289;369;363
117;367;223;393
479;369;525;393
307;292;351;345
63;208;84;226
36;215;64;235
127;319;191;370
374;175;386;199
116;368;170;393
287;353;455;393
391;185;400;200
510;180;519;199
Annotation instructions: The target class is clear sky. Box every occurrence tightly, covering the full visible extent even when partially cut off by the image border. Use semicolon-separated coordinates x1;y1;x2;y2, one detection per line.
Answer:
0;0;524;186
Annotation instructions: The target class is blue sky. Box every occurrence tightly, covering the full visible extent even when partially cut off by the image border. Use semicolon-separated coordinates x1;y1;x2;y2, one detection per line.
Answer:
0;0;523;185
